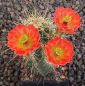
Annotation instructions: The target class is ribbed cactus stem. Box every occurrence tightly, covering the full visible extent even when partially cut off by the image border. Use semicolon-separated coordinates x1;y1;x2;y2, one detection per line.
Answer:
36;59;55;76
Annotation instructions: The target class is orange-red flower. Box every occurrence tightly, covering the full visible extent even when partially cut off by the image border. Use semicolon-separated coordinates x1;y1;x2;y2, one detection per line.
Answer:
7;24;41;56
45;37;74;67
53;7;81;34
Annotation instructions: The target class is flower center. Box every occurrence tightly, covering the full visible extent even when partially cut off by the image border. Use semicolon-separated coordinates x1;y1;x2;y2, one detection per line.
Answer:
20;34;28;44
52;47;63;60
63;15;71;22
19;34;32;49
55;47;63;56
63;15;71;25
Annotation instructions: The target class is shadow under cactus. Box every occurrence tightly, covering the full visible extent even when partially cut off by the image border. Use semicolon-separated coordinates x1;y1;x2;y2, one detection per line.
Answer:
21;80;69;86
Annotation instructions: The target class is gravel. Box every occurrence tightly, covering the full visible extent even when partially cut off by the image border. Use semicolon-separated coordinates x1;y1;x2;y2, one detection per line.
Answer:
0;0;85;86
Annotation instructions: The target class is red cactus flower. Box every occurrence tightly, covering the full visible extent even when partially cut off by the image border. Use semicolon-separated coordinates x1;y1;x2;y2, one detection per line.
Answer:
53;7;81;34
7;24;41;56
45;37;74;67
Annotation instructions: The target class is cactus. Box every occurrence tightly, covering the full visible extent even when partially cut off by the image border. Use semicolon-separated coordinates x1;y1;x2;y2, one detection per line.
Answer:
27;46;56;77
21;11;57;77
27;54;55;76
36;59;55;76
27;57;34;68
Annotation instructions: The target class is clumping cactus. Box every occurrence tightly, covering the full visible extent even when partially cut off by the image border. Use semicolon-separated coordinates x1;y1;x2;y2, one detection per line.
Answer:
20;11;57;76
7;7;81;79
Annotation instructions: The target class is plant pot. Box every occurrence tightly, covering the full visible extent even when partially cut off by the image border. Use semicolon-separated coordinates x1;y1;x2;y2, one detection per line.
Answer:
21;80;69;86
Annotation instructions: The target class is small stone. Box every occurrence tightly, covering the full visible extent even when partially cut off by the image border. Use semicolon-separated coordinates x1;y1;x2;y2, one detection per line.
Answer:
49;0;55;4
14;70;19;76
78;54;82;59
30;74;32;78
8;77;11;81
58;0;62;3
17;6;22;11
0;81;3;85
4;81;9;85
47;13;52;18
61;67;67;71
55;0;60;4
69;70;74;76
78;71;82;76
1;77;4;80
69;77;74;82
81;65;85;69
72;5;75;9
82;85;85;86
80;12;83;16
74;7;79;11
39;4;45;10
76;1;80;5
66;3;71;7
83;8;85;13
10;83;14;86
